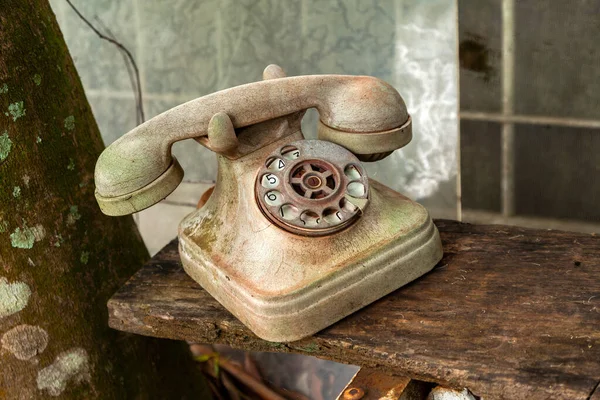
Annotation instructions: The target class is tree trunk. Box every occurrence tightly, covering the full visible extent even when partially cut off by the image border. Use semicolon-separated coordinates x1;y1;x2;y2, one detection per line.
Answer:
0;1;210;398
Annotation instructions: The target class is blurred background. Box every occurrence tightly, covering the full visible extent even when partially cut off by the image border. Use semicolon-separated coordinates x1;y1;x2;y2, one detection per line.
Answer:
459;0;600;234
48;0;600;398
49;0;459;255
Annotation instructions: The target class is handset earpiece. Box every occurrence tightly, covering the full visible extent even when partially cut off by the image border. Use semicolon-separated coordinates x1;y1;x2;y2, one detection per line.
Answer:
94;67;411;216
317;115;411;162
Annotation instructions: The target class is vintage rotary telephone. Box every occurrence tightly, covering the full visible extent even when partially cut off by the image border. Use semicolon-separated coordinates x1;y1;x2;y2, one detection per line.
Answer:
95;65;443;342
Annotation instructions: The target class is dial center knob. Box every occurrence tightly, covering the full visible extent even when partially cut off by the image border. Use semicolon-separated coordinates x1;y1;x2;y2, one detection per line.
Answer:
304;174;322;189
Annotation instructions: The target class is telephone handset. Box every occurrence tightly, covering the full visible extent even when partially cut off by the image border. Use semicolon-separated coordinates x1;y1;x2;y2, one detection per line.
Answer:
95;65;442;342
94;64;411;216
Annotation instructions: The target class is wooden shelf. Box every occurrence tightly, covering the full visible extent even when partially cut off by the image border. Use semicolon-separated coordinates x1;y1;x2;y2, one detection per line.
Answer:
108;220;600;400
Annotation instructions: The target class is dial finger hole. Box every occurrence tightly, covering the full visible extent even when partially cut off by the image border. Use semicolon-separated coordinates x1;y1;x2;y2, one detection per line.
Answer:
266;157;286;171
323;208;344;225
310;163;325;173
264;190;283;206
292;183;305;196
344;164;362;180
261;173;279;188
292;166;306;178
281;146;300;160
279;204;300;220
325;175;336;190
300;211;321;227
340;197;358;213
347;181;366;197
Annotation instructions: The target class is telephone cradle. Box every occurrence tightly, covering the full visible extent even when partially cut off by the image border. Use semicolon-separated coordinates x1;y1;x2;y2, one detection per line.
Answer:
94;64;443;342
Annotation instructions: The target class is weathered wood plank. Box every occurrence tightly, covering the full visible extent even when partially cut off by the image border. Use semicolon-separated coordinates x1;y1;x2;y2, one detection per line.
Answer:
108;220;600;400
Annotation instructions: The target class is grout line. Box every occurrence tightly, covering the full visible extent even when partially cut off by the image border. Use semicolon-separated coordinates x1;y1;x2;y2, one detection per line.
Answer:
216;2;223;89
453;0;462;222
161;200;198;208
501;0;516;217
132;0;147;116
462;209;600;234
85;89;199;103
131;0;144;223
501;123;515;216
461;111;600;129
301;0;306;72
86;89;135;99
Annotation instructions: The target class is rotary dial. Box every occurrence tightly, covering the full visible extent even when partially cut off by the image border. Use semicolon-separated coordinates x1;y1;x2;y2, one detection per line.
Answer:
255;140;370;236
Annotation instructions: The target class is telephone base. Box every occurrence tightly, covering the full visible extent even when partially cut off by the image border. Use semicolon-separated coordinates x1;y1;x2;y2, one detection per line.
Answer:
180;216;440;342
178;179;442;342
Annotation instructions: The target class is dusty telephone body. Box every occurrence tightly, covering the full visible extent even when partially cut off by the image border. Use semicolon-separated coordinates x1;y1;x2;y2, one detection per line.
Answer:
94;65;443;342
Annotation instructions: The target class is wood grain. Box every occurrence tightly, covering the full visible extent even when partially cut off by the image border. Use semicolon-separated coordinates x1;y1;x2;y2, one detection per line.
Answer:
108;220;600;400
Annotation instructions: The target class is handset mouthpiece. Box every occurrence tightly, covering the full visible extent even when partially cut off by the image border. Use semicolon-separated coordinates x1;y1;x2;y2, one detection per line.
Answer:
94;132;184;216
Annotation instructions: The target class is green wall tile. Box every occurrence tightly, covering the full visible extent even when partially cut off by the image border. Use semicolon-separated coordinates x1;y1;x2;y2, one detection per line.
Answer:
301;0;396;79
515;1;600;119
88;95;138;146
138;0;220;96
218;0;303;88
59;0;138;92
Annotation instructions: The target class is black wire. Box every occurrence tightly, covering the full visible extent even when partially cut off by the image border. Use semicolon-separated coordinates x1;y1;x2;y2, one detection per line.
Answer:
65;0;145;123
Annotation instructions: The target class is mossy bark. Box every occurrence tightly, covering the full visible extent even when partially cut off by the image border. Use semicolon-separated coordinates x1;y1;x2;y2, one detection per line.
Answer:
0;1;209;398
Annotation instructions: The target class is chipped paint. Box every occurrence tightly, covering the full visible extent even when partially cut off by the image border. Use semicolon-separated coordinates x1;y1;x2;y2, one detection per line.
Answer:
0;83;7;93
8;101;25;121
0;131;12;162
0;277;31;318
0;220;8;233
36;136;42;143
23;174;30;187
1;325;48;360
66;206;81;225
37;347;90;396
10;225;35;249
67;158;75;170
80;251;89;265
12;186;21;198
33;74;42;86
64;115;75;131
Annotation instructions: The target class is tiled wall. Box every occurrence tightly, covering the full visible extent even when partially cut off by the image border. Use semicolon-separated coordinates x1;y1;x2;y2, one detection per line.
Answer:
459;0;600;226
50;0;458;255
